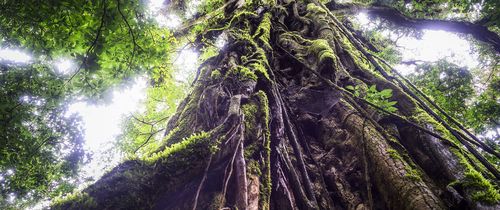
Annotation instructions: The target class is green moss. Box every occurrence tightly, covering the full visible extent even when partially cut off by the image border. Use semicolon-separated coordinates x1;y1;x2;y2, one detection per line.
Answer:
411;109;457;145
410;109;500;200
242;103;258;131
253;13;272;50
306;3;327;16
255;91;271;210
244;143;259;158
404;166;423;182
200;45;219;62
339;35;374;73
463;170;500;204
207;11;257;33
210;69;221;79
226;65;258;81
209;193;225;210
210;136;223;154
143;131;210;164
247;160;262;177
387;149;403;161
308;39;335;65
250;62;270;81
239;66;258;81
448;149;500;205
52;191;97;209
387;149;422;181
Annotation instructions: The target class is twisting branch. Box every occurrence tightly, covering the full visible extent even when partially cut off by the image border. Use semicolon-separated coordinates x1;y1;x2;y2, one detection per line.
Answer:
116;0;143;71
326;2;500;52
66;0;107;83
133;127;165;154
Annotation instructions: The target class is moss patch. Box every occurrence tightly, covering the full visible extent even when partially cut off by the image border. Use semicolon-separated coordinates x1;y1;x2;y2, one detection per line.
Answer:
253;13;272;50
143;131;210;164
308;39;335;65
463;170;500;204
52;192;97;210
448;150;500;205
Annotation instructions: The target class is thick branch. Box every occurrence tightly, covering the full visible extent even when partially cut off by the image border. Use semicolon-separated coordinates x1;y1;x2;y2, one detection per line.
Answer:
328;3;500;52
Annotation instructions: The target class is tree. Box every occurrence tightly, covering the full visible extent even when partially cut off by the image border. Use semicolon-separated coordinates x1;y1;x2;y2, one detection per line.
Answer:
47;0;500;209
1;0;499;209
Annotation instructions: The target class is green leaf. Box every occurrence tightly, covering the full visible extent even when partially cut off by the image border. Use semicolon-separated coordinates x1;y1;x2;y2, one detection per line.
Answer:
380;89;393;98
386;101;397;106
369;85;377;92
386;107;398;113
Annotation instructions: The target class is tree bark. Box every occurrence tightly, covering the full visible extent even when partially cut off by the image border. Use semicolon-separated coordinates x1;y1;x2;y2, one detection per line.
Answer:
52;0;500;209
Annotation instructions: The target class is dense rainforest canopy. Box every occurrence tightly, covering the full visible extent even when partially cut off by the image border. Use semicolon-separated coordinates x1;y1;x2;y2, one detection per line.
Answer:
0;0;499;209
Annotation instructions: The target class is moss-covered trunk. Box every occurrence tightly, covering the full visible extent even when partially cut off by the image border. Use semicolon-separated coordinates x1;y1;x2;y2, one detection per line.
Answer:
53;0;500;209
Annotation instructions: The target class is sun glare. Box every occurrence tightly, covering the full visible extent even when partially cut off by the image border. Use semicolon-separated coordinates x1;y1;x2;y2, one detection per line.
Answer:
397;30;478;69
148;0;164;11
173;47;199;82
156;14;182;29
67;76;148;181
0;48;32;64
356;12;370;26
147;0;182;29
54;58;76;75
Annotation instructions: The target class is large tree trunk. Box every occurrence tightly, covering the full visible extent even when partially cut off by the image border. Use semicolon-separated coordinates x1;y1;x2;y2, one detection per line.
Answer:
53;1;500;209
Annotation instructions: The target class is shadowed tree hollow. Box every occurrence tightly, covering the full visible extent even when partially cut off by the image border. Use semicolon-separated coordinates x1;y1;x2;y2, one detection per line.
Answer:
54;0;500;209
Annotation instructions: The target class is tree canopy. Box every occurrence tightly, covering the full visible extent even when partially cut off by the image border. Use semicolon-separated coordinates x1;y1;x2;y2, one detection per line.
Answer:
0;0;498;209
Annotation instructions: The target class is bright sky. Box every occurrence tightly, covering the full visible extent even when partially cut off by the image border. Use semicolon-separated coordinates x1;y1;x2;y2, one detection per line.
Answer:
0;48;32;63
54;58;77;75
355;13;480;76
66;76;148;182
173;46;199;82
148;0;182;29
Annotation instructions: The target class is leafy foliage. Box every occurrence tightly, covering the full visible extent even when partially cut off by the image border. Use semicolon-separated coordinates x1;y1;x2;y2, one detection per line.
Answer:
0;0;180;207
0;0;176;98
408;59;500;134
0;63;84;208
409;60;474;119
118;79;189;157
408;59;500;165
346;84;398;113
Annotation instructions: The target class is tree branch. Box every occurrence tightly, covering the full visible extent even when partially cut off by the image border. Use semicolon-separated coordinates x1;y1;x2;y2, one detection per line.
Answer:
328;3;500;53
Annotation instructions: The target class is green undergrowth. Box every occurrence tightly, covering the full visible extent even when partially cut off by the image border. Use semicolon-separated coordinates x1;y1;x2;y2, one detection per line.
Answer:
346;84;398;113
